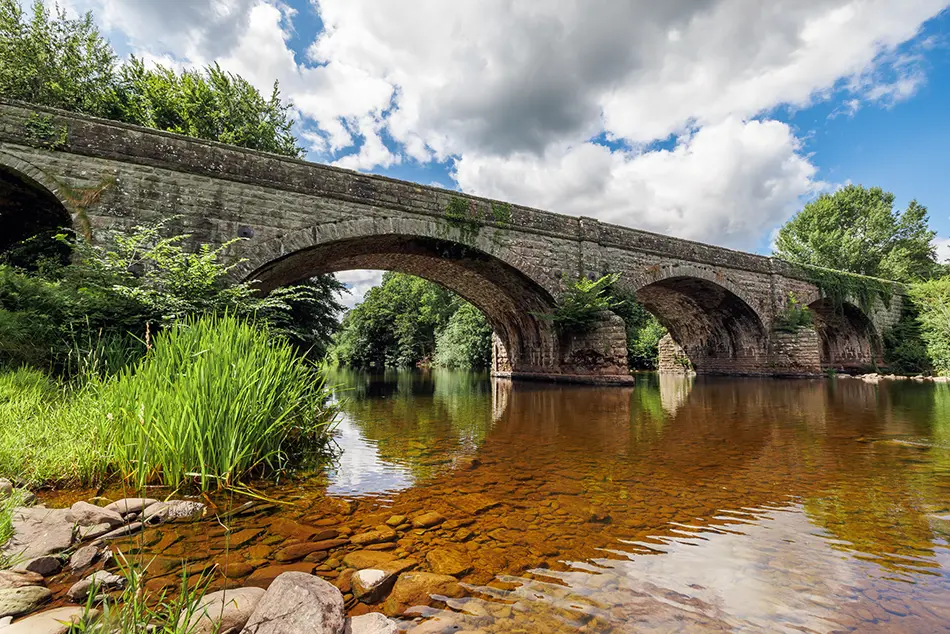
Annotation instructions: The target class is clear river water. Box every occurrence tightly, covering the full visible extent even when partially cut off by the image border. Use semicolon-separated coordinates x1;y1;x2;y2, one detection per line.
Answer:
46;369;950;632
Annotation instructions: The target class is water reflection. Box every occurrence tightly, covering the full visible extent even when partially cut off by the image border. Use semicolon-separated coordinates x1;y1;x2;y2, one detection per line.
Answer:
321;370;950;631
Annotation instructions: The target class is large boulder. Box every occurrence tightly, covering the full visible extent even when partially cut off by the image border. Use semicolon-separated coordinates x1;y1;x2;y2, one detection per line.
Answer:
381;572;464;617
345;613;398;634
65;502;123;528
0;587;52;619
1;508;73;562
1;607;98;634
180;587;265;634
240;572;345;634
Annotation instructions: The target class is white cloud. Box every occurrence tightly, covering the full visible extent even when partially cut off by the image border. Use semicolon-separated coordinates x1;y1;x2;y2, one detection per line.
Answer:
335;270;384;309
935;237;950;264
59;0;949;252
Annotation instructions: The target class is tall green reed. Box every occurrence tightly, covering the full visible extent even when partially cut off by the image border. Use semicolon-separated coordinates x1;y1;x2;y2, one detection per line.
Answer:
104;314;339;490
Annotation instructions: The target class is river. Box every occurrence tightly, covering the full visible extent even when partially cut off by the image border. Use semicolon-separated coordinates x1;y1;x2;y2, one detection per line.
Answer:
48;369;950;632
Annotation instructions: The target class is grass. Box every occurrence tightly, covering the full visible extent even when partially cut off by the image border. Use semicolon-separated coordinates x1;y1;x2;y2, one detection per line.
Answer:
0;368;111;486
0;314;339;491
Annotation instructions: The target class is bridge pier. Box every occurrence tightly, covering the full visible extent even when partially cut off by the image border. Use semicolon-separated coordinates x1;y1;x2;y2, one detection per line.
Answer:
490;314;634;385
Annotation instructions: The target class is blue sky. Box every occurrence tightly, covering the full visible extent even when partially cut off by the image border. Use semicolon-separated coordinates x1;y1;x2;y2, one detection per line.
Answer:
60;0;950;301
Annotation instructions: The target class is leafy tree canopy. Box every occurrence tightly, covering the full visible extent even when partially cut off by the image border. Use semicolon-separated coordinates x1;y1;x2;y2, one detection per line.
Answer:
0;0;301;157
330;273;492;370
774;185;939;282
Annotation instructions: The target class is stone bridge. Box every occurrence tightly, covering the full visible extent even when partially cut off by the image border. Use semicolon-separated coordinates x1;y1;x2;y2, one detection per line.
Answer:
0;101;903;384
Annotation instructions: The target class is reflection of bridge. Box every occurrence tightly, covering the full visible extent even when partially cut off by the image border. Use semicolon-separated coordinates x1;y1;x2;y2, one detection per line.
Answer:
0;101;901;383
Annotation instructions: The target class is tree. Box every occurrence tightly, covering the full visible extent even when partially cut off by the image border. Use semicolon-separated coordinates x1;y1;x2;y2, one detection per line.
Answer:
330;273;493;369
0;0;117;116
434;303;493;369
0;0;302;158
774;185;938;282
908;279;950;376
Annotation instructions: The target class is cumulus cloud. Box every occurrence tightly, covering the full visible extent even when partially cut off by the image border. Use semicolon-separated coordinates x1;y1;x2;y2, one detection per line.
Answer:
935;237;950;264
335;270;384;309
454;118;822;248
56;0;950;251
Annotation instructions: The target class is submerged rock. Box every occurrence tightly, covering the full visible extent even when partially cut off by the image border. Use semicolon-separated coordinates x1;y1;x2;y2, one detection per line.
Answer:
410;512;445;529
345;613;398;634
425;548;473;577
102;498;158;516
90;522;144;544
342;551;397;570
240;572;345;634
351;569;397;604
66;571;125;602
1;607;98;634
273;539;349;563
381;572;464;617
65;502;123;528
0;587;52;619
244;563;315;589
180;587;265;634
350;526;396;546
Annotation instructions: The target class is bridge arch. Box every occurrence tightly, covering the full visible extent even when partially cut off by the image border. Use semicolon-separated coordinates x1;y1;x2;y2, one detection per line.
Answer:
807;298;883;371
238;218;566;374
623;265;770;374
0;151;74;256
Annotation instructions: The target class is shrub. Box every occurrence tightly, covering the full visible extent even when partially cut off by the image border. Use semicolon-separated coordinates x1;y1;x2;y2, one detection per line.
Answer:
104;314;338;490
774;293;813;332
537;273;624;335
908;278;950;376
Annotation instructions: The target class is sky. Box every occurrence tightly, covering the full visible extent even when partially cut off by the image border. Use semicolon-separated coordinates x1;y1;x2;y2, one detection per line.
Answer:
50;0;950;307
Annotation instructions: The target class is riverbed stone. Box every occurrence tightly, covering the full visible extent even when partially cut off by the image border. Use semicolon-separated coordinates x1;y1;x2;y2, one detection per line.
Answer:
103;498;158;515
240;572;345;634
446;494;498;515
342;551;397;570
1;607;98;634
1;508;73;562
350;526;396;546
141;500;206;524
0;572;42;591
66;502;123;528
381;572;464;616
351;569;396;604
384;515;406;528
274;539;349;562
244;563;316;589
425;548;473;577
180;587;265;634
266;518;318;541
345;613;398;634
66;571;125;602
411;512;445;529
11;558;61;578
90;522;144;544
67;546;99;573
76;523;112;542
0;480;12;500
0;587;51;618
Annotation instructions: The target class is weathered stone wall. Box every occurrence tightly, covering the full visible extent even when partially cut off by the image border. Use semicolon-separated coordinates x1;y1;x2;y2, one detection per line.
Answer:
657;335;693;375
0;101;905;381
768;329;822;376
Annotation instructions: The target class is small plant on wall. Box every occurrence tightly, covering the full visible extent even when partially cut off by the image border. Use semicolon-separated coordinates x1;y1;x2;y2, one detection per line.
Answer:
774;293;813;332
535;273;624;335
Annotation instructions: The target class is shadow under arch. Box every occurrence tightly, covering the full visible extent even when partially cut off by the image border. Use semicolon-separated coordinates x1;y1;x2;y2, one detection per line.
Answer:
628;272;770;374
0;152;73;257
243;232;562;374
808;298;882;371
